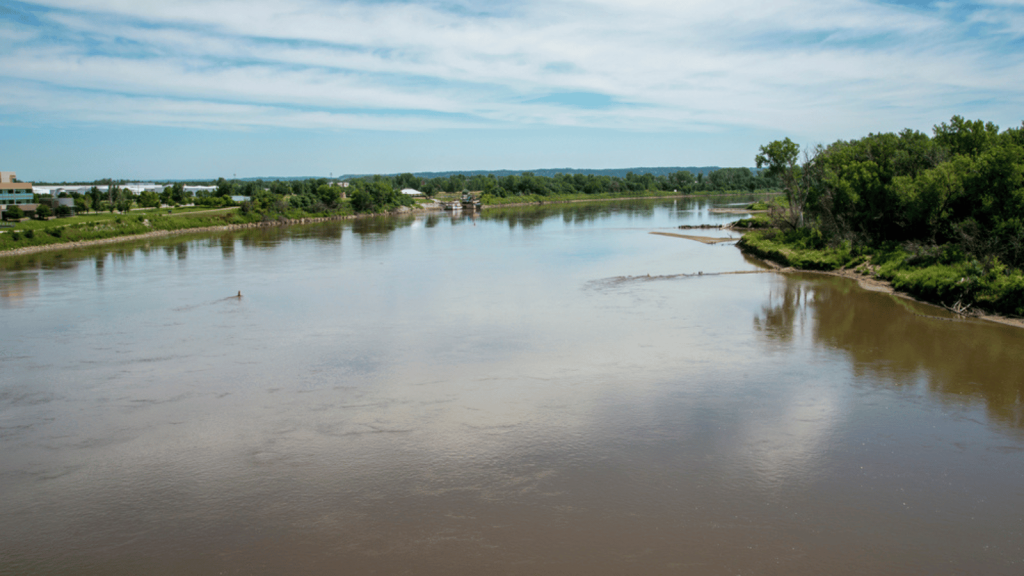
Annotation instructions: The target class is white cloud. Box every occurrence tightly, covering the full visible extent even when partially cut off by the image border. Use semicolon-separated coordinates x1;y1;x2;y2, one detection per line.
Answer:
0;80;490;131
1;0;1022;137
0;21;40;42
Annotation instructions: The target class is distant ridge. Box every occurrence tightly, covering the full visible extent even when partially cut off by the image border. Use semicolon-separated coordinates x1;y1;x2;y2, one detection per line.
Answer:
211;166;723;182
62;167;727;184
339;166;722;180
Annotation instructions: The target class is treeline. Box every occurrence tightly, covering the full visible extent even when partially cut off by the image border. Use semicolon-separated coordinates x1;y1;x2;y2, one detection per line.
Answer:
44;166;780;232
209;177;416;214
167;168;778;212
748;115;1024;316
370;168;776;197
53;177;417;215
342;166;722;180
52;167;776;216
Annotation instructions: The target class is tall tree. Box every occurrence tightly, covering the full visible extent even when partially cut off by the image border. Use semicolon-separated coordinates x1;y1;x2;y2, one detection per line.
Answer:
756;138;809;229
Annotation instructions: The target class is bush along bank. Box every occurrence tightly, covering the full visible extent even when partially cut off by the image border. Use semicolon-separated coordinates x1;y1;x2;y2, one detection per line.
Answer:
741;115;1024;318
739;230;1024;317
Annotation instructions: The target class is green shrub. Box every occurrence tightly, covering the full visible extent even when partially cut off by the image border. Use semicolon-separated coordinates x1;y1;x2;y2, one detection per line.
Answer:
738;230;851;270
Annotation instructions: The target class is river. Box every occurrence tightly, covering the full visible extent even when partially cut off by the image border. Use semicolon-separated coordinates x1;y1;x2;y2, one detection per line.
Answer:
2;197;1023;575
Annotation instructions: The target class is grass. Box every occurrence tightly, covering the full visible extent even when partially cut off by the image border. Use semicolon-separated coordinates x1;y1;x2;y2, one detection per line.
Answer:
738;229;860;270
875;252;1024;317
731;214;773;229
739;230;1024;317
2;205;231;231
0;211;236;251
0;205;351;253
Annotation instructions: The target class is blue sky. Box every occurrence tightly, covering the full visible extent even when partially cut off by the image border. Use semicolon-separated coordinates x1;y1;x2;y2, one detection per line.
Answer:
1;0;1022;181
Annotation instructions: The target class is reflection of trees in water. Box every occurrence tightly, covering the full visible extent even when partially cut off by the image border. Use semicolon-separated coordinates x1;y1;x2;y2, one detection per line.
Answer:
755;274;1024;432
754;282;814;343
238;228;284;249
294;222;345;243
218;236;235;259
481;207;547;229
481;199;666;229
351;216;414;239
163;243;188;260
0;268;40;303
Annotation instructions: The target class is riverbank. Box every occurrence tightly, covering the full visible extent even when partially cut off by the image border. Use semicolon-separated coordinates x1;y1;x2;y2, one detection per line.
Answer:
2;193;775;257
0;212;375;258
737;231;1024;328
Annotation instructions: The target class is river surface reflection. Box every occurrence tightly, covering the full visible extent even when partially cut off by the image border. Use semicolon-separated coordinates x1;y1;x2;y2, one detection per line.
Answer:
2;197;1023;575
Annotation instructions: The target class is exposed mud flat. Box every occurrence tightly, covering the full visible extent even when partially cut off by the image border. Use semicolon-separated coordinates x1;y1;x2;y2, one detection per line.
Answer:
708;207;768;214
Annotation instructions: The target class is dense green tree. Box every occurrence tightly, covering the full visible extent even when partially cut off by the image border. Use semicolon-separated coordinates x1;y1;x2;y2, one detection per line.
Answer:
756;137;811;229
315;184;343;208
74;196;92;214
138;191;161;208
89;186;104;213
933;115;999;157
216;178;234;197
349;179;412;212
169;183;187;204
760;115;1024;268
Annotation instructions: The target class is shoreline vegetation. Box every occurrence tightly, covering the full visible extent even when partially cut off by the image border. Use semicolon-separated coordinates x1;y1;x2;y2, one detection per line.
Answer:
3;167;777;254
0;189;767;257
735;115;1024;323
0;213;363;258
736;240;1024;329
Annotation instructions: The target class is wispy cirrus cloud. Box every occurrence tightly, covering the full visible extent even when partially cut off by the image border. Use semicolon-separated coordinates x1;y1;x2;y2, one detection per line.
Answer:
1;1;1022;141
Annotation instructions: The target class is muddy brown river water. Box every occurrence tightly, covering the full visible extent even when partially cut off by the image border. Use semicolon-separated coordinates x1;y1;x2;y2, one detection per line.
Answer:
1;198;1023;575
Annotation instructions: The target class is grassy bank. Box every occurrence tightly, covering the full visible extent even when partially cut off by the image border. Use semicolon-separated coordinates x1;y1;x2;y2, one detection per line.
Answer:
0;205;356;254
739;229;1024;317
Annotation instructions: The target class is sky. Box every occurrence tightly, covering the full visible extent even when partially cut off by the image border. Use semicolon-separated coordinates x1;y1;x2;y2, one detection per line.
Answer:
1;0;1023;182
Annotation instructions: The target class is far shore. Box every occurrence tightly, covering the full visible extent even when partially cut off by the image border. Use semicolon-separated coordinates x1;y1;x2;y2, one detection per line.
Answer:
480;190;776;209
3;192;773;258
0;213;365;258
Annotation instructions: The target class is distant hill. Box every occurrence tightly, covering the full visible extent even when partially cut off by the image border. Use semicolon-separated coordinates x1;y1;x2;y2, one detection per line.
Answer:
47;167;730;185
338;166;722;180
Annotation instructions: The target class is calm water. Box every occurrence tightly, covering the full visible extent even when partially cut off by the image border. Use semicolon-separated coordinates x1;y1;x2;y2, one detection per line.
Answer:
2;198;1023;575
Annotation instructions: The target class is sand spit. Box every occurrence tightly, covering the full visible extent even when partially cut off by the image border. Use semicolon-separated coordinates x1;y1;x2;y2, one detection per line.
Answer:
649;231;740;244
